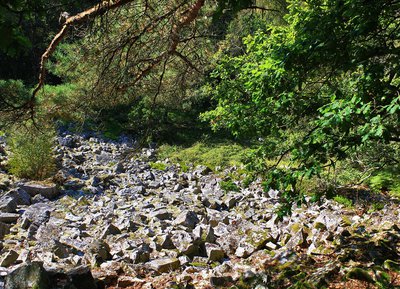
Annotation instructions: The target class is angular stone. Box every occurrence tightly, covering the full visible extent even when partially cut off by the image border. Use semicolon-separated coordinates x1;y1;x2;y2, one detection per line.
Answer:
158;234;176;249
171;231;199;257
21;183;59;200
0;197;17;213
0;222;10;239
150;209;172;221
100;224;121;239
5;261;50;289
0;250;19;267
130;244;151;264
210;276;234;287
205;243;225;262
0;213;20;223
174;211;199;229
6;189;31;206
148;258;180;273
118;276;145;288
66;265;97;289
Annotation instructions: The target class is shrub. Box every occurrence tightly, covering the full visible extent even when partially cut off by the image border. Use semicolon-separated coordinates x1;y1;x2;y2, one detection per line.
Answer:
7;124;56;180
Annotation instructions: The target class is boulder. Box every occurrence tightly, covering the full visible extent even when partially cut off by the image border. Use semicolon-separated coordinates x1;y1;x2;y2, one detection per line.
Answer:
148;258;180;273
205;243;225;262
0;222;10;239
0;250;19;267
174;211;199;229
5;262;50;289
0;213;20;223
20;183;59;200
0;197;17;213
65;265;97;289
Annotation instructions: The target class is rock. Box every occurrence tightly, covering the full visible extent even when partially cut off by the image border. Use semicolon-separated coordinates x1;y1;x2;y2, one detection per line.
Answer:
0;196;17;213
235;244;256;258
130;244;151;264
174;211;199;229
205;243;225;262
210;276;234;287
148;258;180;273
171;231;199;257
158;234;176;249
346;267;375;283
150;209;172;221
87;240;111;266
0;222;10;239
0;250;19;267
0;213;20;223
21;183;59;200
66;265;97;289
194;165;212;176
27;210;51;240
5;262;50;289
6;189;31;206
118;276;145;288
193;225;216;243
100;224;121;239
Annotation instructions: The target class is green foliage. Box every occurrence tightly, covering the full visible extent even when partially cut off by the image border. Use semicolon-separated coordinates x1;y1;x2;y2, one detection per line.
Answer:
203;0;400;207
333;195;353;208
220;179;240;192
157;141;250;171
7;124;56;180
149;162;167;171
368;171;400;196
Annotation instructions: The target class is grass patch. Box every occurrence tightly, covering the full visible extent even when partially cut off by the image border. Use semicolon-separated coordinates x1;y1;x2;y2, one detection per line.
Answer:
157;140;251;171
220;180;240;192
333;195;353;207
149;162;167;171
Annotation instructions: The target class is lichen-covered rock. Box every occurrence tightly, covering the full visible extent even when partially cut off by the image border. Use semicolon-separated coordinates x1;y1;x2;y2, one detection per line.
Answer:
5;262;50;289
148;258;180;273
21;183;59;200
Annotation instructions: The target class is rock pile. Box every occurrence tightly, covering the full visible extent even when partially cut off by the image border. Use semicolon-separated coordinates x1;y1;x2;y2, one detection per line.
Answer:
0;133;399;288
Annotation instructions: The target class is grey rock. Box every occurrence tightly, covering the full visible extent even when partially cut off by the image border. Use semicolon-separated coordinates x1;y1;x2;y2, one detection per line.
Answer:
171;231;199;257
100;224;121;239
21;183;59;200
0;250;18;267
6;189;31;206
148;258;180;273
158;234;176;249
130;244;151;264
150;209;172;221
0;197;17;213
0;222;10;239
0;213;19;223
5;262;50;289
65;265;97;289
174;211;199;229
205;243;225;262
210;276;234;287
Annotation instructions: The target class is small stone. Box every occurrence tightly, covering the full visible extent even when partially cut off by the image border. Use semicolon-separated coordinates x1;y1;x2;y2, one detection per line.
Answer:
21;182;59;200
150;209;172;221
0;250;19;267
174;211;199;229
100;224;121;239
118;276;145;288
66;265;97;289
210;276;234;287
0;213;20;223
205;243;225;262
148;258;180;273
0;197;17;213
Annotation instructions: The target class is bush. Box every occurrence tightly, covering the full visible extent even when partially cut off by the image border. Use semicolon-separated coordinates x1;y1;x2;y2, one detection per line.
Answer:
7;124;56;180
